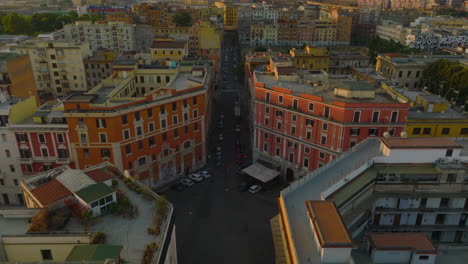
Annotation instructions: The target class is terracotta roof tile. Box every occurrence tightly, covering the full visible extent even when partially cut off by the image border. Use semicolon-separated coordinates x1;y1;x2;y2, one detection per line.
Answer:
30;179;72;205
305;200;353;248
369;233;438;254
86;169;114;183
381;137;462;149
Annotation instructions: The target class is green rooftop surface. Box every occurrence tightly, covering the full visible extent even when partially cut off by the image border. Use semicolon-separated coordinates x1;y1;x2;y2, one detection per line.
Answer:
66;244;122;261
75;182;115;203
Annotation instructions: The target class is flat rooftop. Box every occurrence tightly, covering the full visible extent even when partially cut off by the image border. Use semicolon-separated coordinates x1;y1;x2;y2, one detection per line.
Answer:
381;137;462;149
254;72;399;104
167;71;204;91
305;200;353;248
369;233;438;254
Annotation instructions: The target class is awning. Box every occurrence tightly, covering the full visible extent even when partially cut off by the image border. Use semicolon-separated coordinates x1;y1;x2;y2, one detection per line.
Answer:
242;163;280;183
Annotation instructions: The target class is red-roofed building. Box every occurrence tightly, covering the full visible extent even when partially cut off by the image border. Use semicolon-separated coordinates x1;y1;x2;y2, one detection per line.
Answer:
29;179;72;207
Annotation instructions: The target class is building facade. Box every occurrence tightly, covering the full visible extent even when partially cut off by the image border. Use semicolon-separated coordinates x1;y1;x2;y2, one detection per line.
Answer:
83;49;116;89
14;41;92;98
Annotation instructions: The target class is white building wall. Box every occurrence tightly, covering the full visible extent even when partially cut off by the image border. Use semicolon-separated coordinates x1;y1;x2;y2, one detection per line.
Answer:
380;214;394;225
401;213;417;225
320;247;351;263
0;128;24;205
410;253;437;264
426;198;441;208
409;198;421;208
372;250;411;263
449;198;465;209
461;232;468;243
379;148;464;164
440;231;456;242
422;213;436;225
376;197;398;208
444;214;461;225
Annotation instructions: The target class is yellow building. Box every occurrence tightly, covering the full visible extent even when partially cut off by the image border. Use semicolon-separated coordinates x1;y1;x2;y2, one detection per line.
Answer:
150;39;188;63
224;2;238;31
382;83;468;138
290;45;330;72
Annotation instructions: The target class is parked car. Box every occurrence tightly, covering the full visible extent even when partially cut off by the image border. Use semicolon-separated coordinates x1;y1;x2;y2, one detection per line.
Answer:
171;183;184;192
238;182;249;192
249;185;262;194
181;178;194;187
216;146;222;156
218;133;224;141
235;124;241;132
188;173;203;182
199;170;211;179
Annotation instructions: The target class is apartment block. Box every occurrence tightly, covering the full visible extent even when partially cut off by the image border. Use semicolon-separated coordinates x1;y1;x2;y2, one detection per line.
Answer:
224;2;239;31
290;45;330;72
329;51;369;74
376;20;408;44
132;3;175;27
150;39;189;63
15;41;92;98
63;61;213;187
0;53;39;105
251;57;409;180
63;21;137;53
273;137;468;264
83;49;117;89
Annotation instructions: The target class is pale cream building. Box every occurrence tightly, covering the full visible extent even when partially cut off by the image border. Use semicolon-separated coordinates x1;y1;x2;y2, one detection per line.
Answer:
15;41;92;97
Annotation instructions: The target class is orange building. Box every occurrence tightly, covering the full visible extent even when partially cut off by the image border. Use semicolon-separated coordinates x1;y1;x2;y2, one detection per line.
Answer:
63;61;213;186
0;53;39;105
105;12;135;24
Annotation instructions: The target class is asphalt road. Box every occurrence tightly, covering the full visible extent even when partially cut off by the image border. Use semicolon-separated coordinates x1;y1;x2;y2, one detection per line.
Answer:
164;32;281;264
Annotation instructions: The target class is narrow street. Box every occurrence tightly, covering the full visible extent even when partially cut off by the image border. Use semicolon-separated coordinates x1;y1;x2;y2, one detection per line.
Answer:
164;32;280;264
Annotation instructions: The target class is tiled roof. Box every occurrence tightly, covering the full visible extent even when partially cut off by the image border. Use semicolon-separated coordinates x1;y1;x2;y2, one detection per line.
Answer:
369;233;438;254
30;179;72;205
381;137;462;149
305;200;353;248
66;244;123;261
86;168;114;182
75;182;115;203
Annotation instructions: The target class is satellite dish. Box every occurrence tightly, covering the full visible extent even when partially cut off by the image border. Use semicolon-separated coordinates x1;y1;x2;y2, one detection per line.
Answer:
400;132;408;138
383;132;390;138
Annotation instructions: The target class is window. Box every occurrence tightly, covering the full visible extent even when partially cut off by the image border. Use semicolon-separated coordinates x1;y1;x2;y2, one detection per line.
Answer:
319;152;325;159
372;111;379;122
306;131;312;140
446;149;453;157
263;143;268;152
390;111;398;122
184;141;190;149
101;149;110;158
17;133;27;142
441;128;450;135
323;107;330;118
135;112;141;121
57;134;64;143
38;134;46;143
349;128;360;136
122;115;128;125
350;140;357;148
123;129;130;140
291;126;296;135
278;95;283;103
304;147;310;154
41;148;49;157
136;126;143;136
173;116;178;124
125;145;131;154
265;92;270;102
447;173;456;182
292;114;297;122
303;158;309;167
276;111;283;117
138;157;147;166
83;149;89;158
265;106;270;114
193;110;198;118
288;153;294;162
388;128;395;136
419;256;429;261
413;128;421;135
161;119;167;129
99;133;107;143
293;99;298;109
306;119;314;126
183;99;187;107
461;128;468;135
162;133;167;142
96;119;106;128
26;165;32;173
322;123;328;131
160;106;166;114
5;150;10;158
149;136;155;146
422;128;431;135
58;149;68;158
275;148;280;156
416;71;420;78
398;71;402;78
369;128;378;136
308;103;314;111
174;129;179;138
2;193;9;205
148;122;155;132
138;141;143;149
194;123;199;131
0;179;4;185
147;108;153;118
193;96;197;105
277;121;282;130
41;250;52;261
353;111;360;122
17;193;24;205
320;135;327;144
184;112;188;121
172;102;177;111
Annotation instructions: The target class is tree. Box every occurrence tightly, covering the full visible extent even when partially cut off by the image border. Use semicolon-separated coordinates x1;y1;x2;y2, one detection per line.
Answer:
173;10;193;27
368;36;420;64
254;46;267;52
2;13;32;35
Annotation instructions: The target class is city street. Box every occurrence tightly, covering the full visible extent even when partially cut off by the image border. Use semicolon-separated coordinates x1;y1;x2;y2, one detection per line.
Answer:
164;32;281;264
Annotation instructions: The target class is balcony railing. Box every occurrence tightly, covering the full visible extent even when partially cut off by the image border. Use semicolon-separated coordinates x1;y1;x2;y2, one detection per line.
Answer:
18;157;33;164
57;158;70;164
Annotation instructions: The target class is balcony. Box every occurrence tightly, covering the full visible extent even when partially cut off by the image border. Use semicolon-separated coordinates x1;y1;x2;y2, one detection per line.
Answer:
32;156;58;162
18;157;33;164
374;182;468;194
57;158;70;164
